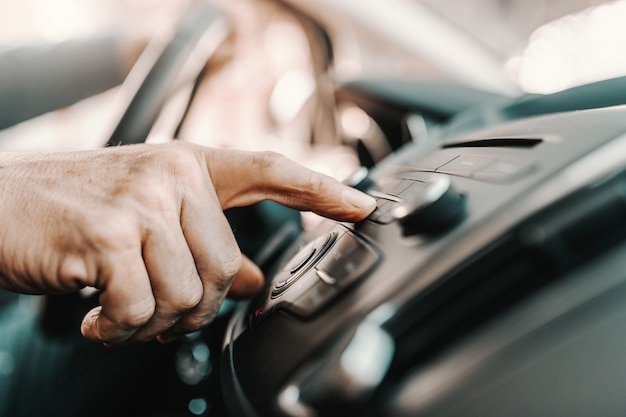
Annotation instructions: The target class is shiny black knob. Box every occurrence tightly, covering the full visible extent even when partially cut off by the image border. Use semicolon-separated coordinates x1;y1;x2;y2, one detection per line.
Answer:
391;174;467;236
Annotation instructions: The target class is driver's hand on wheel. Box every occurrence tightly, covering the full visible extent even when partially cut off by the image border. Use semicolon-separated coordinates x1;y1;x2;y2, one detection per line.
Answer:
0;142;376;346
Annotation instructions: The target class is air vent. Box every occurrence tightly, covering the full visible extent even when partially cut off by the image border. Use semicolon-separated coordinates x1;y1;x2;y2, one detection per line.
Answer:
443;137;543;149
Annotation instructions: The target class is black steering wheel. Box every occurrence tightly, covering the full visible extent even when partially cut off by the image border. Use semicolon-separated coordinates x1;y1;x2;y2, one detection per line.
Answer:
40;0;229;338
27;3;301;417
106;1;225;146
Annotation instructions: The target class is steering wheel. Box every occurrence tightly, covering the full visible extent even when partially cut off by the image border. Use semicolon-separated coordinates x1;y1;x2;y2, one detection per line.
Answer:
39;0;229;335
106;2;226;146
28;3;302;416
42;0;301;331
104;1;302;269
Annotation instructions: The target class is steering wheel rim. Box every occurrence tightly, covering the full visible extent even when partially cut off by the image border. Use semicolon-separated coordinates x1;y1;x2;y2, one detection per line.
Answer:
41;0;303;337
38;2;231;337
106;1;230;147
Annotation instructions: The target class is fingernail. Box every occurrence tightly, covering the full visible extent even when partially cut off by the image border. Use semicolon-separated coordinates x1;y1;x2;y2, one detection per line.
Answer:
343;187;376;211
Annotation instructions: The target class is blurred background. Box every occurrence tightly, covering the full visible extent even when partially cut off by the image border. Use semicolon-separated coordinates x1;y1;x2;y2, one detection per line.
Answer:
0;0;625;158
0;0;180;43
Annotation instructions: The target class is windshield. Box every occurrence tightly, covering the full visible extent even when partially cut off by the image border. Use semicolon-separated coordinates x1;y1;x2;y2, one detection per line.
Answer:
272;0;626;96
421;0;626;93
0;0;622;95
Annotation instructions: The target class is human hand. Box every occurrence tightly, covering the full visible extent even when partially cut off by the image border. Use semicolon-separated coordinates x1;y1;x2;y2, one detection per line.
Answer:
0;142;375;345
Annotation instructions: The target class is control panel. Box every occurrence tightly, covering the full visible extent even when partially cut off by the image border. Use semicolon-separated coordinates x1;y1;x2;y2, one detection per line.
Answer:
248;170;472;326
367;171;467;235
222;83;626;417
249;226;379;327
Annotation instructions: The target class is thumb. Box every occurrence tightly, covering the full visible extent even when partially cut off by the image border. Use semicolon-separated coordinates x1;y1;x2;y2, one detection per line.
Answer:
227;255;264;299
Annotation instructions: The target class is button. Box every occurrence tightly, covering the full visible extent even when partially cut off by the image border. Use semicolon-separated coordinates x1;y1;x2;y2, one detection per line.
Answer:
436;155;495;177
315;233;379;289
316;269;337;285
472;160;535;183
412;153;459;171
249;285;282;327
395;180;428;200
272;231;339;298
315;232;339;256
285;233;336;276
392;174;450;217
274;271;292;290
250;293;295;327
251;298;273;323
367;207;383;223
284;246;317;275
283;233;379;317
395;171;432;182
288;278;339;317
368;195;397;224
368;199;399;224
386;180;415;197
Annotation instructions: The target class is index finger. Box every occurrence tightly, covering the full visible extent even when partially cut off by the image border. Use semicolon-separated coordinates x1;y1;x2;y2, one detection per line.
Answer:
205;150;376;222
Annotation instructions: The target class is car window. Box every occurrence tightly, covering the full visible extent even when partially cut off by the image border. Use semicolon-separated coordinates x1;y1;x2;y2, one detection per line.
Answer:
420;0;626;93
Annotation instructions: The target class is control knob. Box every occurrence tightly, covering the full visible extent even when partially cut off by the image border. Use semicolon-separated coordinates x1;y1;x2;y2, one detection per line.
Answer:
391;174;467;236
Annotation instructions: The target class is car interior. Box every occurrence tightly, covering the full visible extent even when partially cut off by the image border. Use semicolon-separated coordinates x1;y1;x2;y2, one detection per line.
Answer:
1;0;626;416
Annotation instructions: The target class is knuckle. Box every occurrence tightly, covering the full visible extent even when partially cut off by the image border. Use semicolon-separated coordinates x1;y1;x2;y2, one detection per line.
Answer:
170;281;203;312
162;147;206;192
162;146;195;168
214;250;243;283
157;144;200;174
120;299;156;330
134;143;204;192
57;255;90;291
88;214;139;252
167;311;214;335
179;309;218;332
303;174;328;195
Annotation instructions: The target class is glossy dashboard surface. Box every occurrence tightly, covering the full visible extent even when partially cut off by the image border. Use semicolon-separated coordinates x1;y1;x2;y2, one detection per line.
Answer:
222;102;626;417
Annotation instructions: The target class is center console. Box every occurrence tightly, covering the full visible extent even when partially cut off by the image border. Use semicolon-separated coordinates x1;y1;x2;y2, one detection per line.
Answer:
221;103;626;417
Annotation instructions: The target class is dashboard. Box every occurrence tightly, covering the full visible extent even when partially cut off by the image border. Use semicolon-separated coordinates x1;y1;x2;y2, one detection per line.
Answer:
2;2;626;417
221;77;626;416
